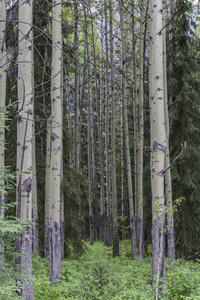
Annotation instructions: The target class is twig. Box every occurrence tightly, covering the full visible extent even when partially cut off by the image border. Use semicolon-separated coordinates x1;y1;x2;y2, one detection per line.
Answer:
163;142;187;173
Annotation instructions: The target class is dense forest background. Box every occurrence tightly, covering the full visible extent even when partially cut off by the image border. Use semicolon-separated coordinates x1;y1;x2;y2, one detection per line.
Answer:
1;0;200;299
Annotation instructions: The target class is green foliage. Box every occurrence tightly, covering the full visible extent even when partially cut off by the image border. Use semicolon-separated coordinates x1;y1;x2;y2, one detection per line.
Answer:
0;204;33;299
32;241;200;299
168;0;200;257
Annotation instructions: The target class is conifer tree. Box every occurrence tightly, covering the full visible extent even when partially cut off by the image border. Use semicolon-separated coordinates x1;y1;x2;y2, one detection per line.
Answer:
168;0;200;257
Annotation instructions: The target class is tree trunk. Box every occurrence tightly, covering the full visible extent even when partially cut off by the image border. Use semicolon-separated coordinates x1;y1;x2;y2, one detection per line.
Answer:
85;3;94;244
49;0;63;283
32;114;39;252
16;0;34;297
109;0;118;257
0;0;6;269
120;0;137;260
99;0;106;243
137;0;145;260
74;0;80;172
163;2;175;260
149;0;166;293
104;0;112;248
131;0;139;246
44;117;52;258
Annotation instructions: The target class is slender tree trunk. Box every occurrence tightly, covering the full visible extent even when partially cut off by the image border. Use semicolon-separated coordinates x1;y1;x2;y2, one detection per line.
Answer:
104;0;112;247
0;0;6;269
85;3;94;244
32;45;39;253
138;0;145;260
120;0;137;260
131;0;139;243
60;63;64;260
149;0;166;293
49;0;63;283
74;0;80;172
163;2;175;260
99;0;106;243
110;0;119;257
32;114;39;252
44;117;52;258
89;0;105;244
16;0;34;297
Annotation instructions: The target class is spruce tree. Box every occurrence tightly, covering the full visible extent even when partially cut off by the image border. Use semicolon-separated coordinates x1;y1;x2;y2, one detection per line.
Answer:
168;0;200;257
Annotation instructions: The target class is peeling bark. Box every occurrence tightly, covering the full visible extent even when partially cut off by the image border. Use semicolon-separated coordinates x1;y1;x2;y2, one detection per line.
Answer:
49;222;62;283
152;217;166;286
16;227;33;300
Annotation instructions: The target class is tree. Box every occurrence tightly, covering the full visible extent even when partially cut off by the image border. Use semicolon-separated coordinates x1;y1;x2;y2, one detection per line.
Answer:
163;0;175;260
48;0;63;283
110;0;119;258
168;0;200;258
16;0;34;297
149;0;166;293
119;0;137;260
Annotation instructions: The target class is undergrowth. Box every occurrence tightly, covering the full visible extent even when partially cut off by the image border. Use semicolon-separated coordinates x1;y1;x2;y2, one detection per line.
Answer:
32;241;200;299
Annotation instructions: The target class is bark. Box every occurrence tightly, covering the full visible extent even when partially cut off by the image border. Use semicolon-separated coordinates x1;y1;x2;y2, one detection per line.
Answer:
44;117;52;258
131;0;139;245
74;0;80;171
49;0;63;283
49;222;62;283
138;0;145;260
0;0;6;269
32;103;39;252
104;0;111;247
16;0;34;297
99;0;106;243
163;0;175;261
17;227;33;299
105;214;113;247
110;0;118;258
120;0;137;259
89;0;105;243
85;3;94;244
149;0;166;291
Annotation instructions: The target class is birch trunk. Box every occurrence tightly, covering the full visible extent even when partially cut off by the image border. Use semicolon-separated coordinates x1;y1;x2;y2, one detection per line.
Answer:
163;2;175;260
44;117;52;258
149;0;166;292
49;0;63;283
0;0;6;269
32;46;39;253
120;0;137;260
32;114;39;252
16;0;34;297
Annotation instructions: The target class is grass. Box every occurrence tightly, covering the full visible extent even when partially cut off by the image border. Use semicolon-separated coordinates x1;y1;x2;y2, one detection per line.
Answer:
32;240;200;300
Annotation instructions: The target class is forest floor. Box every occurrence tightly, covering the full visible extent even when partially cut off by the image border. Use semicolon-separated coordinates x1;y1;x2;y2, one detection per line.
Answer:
33;241;200;299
